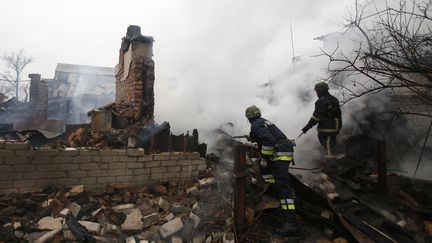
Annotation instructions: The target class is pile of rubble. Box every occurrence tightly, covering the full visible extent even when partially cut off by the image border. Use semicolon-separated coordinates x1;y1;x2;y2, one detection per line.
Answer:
0;174;233;243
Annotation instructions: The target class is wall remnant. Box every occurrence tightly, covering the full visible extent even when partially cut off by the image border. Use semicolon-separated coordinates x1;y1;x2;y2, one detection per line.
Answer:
0;141;206;194
115;25;155;125
28;73;48;121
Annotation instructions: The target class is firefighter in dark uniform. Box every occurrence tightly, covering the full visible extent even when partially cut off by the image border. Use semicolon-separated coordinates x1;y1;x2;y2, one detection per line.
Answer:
245;105;299;235
301;82;342;159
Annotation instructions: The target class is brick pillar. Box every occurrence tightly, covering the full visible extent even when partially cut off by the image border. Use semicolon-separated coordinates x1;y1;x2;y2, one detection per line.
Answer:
28;73;48;121
114;25;155;125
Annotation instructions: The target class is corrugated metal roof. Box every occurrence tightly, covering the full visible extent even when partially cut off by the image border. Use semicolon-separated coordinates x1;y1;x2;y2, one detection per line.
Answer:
55;63;114;76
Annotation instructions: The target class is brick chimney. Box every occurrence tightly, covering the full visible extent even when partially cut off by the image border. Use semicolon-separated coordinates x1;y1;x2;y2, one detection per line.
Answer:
29;73;48;120
115;25;155;125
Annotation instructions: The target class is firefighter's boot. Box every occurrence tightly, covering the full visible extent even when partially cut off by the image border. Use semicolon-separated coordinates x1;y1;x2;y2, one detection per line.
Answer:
275;212;299;236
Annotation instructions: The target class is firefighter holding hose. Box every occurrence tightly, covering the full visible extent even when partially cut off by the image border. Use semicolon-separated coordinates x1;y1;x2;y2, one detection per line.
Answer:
244;105;299;235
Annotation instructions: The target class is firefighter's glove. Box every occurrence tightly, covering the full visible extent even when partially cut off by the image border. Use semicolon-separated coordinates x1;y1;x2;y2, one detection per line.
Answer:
302;125;311;134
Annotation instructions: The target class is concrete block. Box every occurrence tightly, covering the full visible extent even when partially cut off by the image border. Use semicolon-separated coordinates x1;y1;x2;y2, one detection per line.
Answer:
18;187;38;193
15;150;37;156
197;165;207;171
58;164;79;171
142;212;159;228
23;172;45;179
116;176;133;183
107;169;126;176
0;181;12;188
127;148;145;156
35;149;59;156
164;213;175;222
144;161;160;168
162;172;178;179
0;140;4;149
46;171;67;179
69;171;87;178
0;188;18;194
168;167;181;172
137;155;153;161
34;229;61;243
79;149;100;156
2;173;23;180
182;165;195;172
79;220;102;234
72;156;92;163
13;180;35;188
158;197;170;212
0;150;14;157
171;236;183;243
121;208;143;231
58;178;80;186
113;204;134;215
127;162;143;169
151;173;162;180
180;172;192;178
4;156;28;164
133;168;150;175
80;164;99;170
37;216;63;230
100;164;108;169
69;202;82;217
80;177;96;184
153;154;169;161
5;142;29;150
92;156;101;162
36;179;58;187
181;152;201;159
161;160;176;167
101;156;120;163
120;156;138;162
151;167;166;174
59;148;79;156
177;160;192;166
192;159;205;165
159;217;183;239
88;170;108;177
0;165;12;173
38;164;58;171
100;149;126;156
169;153;181;160
109;162;126;169
190;152;201;159
14;165;36;172
97;177;116;184
189;212;200;229
51;156;72;164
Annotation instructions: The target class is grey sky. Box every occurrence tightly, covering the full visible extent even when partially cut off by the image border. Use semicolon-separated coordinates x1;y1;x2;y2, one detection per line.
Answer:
1;0;355;135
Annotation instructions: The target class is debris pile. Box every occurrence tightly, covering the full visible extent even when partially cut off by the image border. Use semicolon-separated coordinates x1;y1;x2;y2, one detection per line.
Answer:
0;175;233;243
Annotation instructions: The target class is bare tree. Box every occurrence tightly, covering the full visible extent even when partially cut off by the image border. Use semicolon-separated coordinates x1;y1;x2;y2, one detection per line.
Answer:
0;49;33;100
321;0;432;111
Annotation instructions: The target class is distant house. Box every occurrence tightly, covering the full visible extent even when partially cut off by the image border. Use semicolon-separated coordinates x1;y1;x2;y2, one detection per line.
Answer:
46;63;115;124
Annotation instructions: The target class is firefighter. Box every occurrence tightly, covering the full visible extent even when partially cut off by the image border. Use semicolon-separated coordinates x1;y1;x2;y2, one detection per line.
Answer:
245;105;299;235
301;82;342;159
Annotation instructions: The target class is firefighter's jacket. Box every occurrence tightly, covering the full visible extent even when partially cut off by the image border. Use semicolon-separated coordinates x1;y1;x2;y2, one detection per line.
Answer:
249;117;294;162
306;92;342;134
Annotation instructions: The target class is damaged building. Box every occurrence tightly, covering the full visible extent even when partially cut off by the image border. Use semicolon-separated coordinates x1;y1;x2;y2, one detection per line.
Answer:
0;24;432;243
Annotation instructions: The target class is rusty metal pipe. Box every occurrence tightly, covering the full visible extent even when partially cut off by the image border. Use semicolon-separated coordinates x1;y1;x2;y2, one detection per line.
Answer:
377;140;388;191
233;143;246;234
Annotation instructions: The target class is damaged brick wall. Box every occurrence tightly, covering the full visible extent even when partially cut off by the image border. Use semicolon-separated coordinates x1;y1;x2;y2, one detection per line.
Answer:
115;25;155;124
28;73;48;121
0;141;206;194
